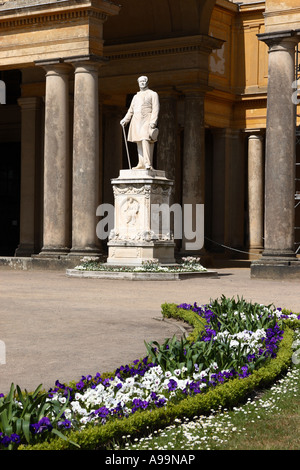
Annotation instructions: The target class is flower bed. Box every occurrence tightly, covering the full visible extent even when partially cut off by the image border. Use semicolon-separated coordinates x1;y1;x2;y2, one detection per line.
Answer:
1;296;299;450
74;256;207;273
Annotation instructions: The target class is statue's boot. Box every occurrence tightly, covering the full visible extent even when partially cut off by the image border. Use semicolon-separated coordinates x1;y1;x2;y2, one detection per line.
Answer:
133;155;145;169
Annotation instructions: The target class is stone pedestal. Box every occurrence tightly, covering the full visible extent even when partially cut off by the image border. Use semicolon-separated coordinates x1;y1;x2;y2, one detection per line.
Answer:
107;169;175;265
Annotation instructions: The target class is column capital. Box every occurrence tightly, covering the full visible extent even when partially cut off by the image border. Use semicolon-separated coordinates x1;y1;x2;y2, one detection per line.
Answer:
212;128;241;139
17;96;43;110
65;54;108;69
248;133;264;142
177;83;212;97
35;58;73;73
155;86;180;99
35;55;108;73
257;30;300;51
244;128;265;136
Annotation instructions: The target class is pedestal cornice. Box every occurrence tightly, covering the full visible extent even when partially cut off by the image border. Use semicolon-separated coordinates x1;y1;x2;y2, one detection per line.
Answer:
112;169;173;186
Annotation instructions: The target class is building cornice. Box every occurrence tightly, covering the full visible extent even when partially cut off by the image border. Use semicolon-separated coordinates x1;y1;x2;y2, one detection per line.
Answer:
0;0;120;29
239;2;265;14
104;35;225;62
215;0;238;14
264;6;300;19
0;8;107;30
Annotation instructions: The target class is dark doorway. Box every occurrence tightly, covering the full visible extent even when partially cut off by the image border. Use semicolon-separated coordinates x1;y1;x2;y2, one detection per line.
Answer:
0;142;21;256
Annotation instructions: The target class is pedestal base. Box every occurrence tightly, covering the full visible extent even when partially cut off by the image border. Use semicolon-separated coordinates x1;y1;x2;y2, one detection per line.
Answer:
66;268;218;280
107;241;175;266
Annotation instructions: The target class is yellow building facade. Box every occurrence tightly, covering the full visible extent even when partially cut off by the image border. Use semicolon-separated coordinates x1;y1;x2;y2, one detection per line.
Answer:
0;0;299;276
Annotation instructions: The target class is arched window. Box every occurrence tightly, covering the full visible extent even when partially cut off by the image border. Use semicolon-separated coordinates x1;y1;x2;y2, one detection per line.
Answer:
0;80;6;104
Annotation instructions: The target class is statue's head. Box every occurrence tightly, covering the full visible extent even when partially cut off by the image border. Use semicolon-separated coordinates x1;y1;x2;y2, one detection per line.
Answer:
137;76;149;89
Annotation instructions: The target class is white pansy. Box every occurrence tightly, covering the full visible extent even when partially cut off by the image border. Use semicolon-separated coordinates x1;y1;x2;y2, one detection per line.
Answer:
177;380;188;390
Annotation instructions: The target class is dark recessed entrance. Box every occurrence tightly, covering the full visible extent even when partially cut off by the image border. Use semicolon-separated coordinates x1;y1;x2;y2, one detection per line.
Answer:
0;142;21;256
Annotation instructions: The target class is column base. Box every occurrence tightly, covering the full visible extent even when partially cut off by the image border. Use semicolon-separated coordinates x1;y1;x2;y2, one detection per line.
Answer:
251;253;300;279
261;248;297;259
68;247;101;258
15;243;35;257
38;247;70;257
248;246;263;261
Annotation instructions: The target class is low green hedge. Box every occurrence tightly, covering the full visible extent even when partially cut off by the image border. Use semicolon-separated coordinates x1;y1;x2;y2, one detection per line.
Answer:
161;302;207;342
18;305;299;451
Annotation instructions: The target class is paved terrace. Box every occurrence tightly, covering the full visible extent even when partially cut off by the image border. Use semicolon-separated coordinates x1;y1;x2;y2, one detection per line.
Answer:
0;267;299;395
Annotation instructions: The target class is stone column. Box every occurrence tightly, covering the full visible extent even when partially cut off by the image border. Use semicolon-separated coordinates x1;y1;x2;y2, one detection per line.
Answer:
252;31;300;278
181;88;205;253
15;97;43;256
156;88;178;184
248;133;264;255
224;129;245;250
211;128;226;251
38;62;71;255
69;58;102;255
102;106;124;206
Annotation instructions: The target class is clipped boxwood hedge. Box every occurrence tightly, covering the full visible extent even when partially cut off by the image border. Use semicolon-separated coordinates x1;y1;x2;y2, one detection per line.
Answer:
18;305;299;451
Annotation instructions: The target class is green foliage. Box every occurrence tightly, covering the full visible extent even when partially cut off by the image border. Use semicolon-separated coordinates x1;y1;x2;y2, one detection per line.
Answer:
144;335;199;374
151;296;283;376
0;383;79;449
209;295;278;331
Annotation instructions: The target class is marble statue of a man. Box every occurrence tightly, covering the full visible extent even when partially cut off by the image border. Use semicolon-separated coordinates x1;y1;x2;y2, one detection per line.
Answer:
120;76;159;170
